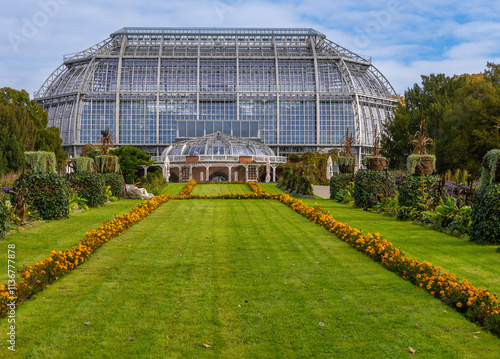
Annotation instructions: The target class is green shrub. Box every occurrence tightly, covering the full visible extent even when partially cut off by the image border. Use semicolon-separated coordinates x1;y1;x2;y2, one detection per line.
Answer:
67;172;106;207
72;157;95;173
397;176;441;220
329;173;355;199
11;173;69;220
101;173;124;198
24;151;56;174
111;146;150;183
138;169;166;196
353;170;395;209
470;183;500;244
0;199;7;238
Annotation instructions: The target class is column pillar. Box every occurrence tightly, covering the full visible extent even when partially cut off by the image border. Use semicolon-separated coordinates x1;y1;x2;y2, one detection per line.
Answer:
205;165;210;182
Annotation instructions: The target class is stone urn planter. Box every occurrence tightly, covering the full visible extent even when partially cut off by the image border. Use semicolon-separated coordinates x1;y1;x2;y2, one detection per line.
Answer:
337;156;357;174
407;154;435;176
364;156;388;171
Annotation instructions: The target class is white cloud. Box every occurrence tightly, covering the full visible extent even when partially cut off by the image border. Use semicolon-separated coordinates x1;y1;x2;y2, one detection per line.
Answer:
1;0;500;96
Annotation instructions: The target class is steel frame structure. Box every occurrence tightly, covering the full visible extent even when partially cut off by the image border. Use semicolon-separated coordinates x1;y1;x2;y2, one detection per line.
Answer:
35;27;398;160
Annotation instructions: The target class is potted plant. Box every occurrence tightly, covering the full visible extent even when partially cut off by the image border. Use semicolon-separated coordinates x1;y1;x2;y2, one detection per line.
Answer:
362;128;388;171
407;116;435;176
337;129;357;173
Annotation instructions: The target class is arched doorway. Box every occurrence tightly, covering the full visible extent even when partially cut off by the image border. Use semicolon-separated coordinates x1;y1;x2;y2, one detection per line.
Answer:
168;173;179;183
209;171;228;182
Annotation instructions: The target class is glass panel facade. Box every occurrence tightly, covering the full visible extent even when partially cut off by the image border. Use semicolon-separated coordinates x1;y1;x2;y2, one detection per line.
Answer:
87;61;119;92
200;60;237;92
279;101;316;145
121;60;158;92
120;100;156;144
80;100;116;144
239;60;276;92
319;101;355;145
176;121;259;138
160;60;197;92
278;60;315;92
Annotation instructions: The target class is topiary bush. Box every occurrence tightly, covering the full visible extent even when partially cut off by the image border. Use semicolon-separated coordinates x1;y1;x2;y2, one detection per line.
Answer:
470;183;500;244
397;175;441;220
67;172;106;207
11;173;69;220
101;173;124;198
72;157;96;173
353;170;395;209
0;199;7;238
329;173;355;199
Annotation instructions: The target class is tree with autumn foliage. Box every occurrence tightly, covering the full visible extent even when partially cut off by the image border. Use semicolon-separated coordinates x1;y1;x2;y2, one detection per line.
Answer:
381;63;500;176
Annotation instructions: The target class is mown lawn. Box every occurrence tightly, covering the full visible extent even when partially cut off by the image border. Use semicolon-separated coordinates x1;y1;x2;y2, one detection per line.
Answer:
0;199;142;284
297;196;500;296
191;183;252;195
1;195;500;357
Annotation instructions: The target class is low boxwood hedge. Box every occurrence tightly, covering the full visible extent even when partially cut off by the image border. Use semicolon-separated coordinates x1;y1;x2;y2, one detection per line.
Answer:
397;176;441;220
68;172;106;207
353;170;395;209
101;173;124;198
11;173;69;220
329;173;354;199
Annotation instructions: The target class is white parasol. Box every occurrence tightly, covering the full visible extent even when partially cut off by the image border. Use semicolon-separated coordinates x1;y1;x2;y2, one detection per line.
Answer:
326;156;334;180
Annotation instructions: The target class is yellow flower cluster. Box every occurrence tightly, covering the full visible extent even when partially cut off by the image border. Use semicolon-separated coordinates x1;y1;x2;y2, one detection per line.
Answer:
0;194;173;317
175;179;197;199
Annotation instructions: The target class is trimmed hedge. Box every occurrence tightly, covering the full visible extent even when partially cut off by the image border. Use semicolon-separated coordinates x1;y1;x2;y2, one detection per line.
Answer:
353;170;395;209
11;173;69;220
397;176;441;220
68;172;106;207
329;173;354;199
102;172;125;198
470;183;500;244
277;171;314;198
0;200;7;238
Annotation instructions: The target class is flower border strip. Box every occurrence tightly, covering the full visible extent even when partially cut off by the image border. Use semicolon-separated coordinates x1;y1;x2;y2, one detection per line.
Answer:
0;194;174;317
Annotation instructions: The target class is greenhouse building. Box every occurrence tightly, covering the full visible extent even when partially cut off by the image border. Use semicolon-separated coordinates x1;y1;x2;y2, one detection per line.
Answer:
35;27;398;165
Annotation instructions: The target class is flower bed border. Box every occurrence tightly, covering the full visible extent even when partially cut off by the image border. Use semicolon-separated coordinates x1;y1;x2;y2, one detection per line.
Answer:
2;180;500;338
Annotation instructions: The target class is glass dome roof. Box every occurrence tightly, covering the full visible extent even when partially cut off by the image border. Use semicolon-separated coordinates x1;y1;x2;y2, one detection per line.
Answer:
163;131;275;157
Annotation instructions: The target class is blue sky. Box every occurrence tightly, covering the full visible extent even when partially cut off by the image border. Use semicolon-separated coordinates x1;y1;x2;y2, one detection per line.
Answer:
1;0;500;97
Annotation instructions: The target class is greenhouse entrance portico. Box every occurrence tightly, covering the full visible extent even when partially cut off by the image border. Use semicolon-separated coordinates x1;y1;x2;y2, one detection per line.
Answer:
146;131;287;182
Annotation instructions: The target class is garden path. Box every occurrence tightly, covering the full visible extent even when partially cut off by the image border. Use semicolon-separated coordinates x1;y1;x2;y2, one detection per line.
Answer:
312;185;330;199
